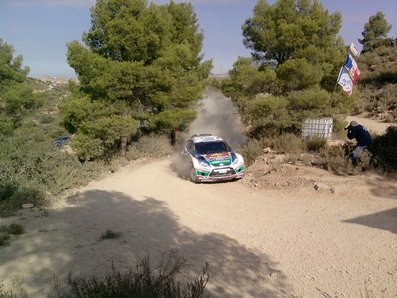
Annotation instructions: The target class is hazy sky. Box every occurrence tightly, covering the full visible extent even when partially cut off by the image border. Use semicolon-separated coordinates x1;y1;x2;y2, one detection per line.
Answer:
1;0;396;77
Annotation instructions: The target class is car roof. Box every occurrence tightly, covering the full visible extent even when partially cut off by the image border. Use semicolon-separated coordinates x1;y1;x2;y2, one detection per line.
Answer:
190;134;224;143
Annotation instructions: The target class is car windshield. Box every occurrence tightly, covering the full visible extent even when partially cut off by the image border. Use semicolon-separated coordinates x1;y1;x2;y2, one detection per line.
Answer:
195;141;230;155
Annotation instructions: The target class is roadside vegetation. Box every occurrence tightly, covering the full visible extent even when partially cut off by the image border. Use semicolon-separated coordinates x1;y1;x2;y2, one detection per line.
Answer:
0;224;24;246
63;0;211;161
0;252;209;298
220;0;397;174
56;252;209;298
0;0;209;215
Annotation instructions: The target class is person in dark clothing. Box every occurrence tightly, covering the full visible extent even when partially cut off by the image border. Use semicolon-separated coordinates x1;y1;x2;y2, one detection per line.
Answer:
345;120;372;165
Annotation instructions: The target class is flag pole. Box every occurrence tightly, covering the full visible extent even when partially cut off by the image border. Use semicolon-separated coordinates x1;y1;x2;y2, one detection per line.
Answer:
331;67;343;106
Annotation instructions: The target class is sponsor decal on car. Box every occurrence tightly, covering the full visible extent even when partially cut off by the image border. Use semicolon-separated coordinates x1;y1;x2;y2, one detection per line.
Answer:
203;152;231;166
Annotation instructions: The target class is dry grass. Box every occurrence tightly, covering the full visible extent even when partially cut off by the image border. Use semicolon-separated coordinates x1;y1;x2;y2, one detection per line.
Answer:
319;144;373;175
127;134;173;160
304;136;327;152
56;251;209;298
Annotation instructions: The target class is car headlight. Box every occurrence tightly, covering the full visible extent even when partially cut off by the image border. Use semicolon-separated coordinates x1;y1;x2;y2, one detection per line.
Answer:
231;152;239;165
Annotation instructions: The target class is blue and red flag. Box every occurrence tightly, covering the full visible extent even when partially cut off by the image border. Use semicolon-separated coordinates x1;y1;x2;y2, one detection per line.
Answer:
345;54;361;83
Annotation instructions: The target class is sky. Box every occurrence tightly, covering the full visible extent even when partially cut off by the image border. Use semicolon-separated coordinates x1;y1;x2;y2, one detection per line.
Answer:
0;0;396;78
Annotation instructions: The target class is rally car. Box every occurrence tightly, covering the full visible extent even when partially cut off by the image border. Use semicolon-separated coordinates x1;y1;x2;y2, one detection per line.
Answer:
183;134;245;183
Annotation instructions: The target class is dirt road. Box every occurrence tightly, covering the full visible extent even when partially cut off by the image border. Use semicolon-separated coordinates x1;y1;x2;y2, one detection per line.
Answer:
1;90;396;297
346;116;394;135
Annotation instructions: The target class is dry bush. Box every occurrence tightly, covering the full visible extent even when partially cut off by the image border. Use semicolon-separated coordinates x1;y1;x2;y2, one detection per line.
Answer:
0;224;25;235
1;185;48;211
127;134;173;160
0;279;28;298
284;153;301;164
99;230;121;241
0;224;25;246
320;144;373;175
333;115;348;139
241;133;307;165
272;133;306;154
320;145;354;175
56;251;209;298
239;138;263;166
304;136;327;152
369;126;397;170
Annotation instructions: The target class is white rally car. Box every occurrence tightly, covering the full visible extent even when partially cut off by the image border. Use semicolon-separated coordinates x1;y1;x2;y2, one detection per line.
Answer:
183;134;245;183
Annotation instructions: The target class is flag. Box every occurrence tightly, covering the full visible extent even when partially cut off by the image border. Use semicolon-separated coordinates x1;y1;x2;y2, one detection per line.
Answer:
337;67;354;96
345;54;360;83
349;43;360;57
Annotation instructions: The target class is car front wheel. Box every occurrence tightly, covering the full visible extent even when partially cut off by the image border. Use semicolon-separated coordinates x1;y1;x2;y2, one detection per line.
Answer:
190;167;198;184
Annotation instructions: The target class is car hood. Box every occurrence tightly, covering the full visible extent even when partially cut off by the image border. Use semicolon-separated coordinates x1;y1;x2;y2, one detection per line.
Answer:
201;152;231;166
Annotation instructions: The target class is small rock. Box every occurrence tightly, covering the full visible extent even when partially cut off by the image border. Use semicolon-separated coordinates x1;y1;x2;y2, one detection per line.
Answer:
263;147;273;154
330;187;335;194
313;182;319;191
22;203;34;209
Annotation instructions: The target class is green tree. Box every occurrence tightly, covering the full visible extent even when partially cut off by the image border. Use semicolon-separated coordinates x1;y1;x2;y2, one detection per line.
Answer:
277;58;322;91
223;57;279;98
242;0;343;65
0;39;37;136
240;0;345;92
245;95;291;133
359;11;393;53
64;0;211;159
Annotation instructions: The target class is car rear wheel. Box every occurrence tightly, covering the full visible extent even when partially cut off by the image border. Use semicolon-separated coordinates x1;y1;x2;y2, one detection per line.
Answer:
190;167;198;184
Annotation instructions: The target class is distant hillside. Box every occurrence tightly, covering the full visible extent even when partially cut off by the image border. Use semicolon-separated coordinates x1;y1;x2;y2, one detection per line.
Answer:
356;44;397;122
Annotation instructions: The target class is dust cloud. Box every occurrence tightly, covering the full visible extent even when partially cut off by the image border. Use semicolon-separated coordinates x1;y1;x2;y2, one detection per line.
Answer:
171;87;247;179
188;87;247;148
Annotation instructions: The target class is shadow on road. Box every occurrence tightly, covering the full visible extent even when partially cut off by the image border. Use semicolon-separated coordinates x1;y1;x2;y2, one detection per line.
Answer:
1;190;293;297
343;207;397;235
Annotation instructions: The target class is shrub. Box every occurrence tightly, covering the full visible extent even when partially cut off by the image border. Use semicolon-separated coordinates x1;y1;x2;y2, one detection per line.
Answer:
99;230;120;241
7;224;25;235
127;134;173;160
320;143;374;175
273;133;306;154
0;279;28;298
369;126;397;170
1;186;48;211
245;95;291;132
239;138;264;166
57;252;209;298
305;136;327;152
332;115;348;138
0;181;18;203
0;224;25;245
320;145;353;175
287;86;331;115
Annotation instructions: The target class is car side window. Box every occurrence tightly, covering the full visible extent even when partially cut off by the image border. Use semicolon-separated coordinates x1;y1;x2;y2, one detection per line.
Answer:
187;140;194;154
